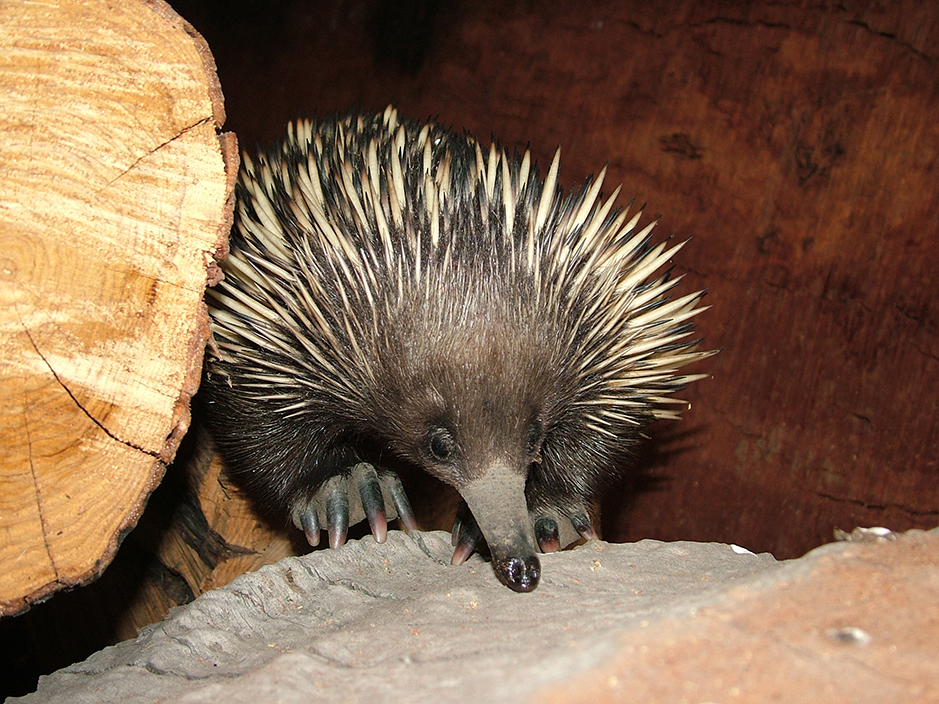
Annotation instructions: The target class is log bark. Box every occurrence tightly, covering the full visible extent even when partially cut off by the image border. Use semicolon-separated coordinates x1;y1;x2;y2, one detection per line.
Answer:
103;428;302;641
0;0;235;616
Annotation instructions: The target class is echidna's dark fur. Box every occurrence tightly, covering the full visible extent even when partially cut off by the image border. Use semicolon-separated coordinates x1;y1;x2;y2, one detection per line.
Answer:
203;107;714;592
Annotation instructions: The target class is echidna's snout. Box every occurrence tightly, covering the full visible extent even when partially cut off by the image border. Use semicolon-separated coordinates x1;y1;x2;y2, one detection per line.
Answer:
492;553;540;593
453;464;540;593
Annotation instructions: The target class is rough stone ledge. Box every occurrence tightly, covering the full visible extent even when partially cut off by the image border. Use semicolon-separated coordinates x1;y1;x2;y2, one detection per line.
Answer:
13;527;938;704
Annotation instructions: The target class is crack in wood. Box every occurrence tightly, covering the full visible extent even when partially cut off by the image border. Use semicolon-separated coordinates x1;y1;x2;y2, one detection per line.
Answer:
846;19;934;62
95;114;216;195
19;316;158;459
816;491;939;517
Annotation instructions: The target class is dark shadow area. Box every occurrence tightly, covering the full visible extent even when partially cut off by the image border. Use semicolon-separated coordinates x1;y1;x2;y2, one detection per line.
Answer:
601;421;712;542
369;0;447;75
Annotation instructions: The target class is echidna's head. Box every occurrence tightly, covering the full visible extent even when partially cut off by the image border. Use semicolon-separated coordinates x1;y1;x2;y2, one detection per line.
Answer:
373;292;561;591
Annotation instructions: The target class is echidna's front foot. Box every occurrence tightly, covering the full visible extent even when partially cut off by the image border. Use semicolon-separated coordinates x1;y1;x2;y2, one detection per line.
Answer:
449;500;597;564
533;509;597;553
292;463;417;549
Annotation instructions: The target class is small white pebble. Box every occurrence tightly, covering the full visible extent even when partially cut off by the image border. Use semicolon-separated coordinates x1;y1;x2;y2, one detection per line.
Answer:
866;526;893;537
730;544;755;555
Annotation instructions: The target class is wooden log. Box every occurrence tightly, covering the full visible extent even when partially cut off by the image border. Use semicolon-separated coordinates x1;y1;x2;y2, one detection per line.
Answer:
0;0;236;616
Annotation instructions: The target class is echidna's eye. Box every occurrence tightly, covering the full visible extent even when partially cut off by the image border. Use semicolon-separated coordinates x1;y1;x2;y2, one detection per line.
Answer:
428;427;456;462
526;418;544;457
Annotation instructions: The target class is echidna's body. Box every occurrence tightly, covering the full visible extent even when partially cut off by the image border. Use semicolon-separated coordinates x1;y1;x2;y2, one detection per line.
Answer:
203;107;713;592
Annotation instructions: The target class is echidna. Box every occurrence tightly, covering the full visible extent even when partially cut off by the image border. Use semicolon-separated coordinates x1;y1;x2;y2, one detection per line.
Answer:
203;106;713;592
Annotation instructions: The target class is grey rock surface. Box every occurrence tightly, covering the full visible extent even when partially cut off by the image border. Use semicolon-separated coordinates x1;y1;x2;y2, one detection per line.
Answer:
14;531;778;703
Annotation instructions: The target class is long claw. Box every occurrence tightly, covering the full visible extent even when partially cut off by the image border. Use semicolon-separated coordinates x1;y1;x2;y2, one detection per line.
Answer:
386;474;417;532
326;486;349;549
358;467;387;543
534;515;561;553
570;511;597;540
291;466;416;550
299;506;320;547
450;502;481;565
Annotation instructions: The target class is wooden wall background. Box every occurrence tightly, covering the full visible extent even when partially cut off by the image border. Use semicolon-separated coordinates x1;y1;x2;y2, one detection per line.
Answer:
3;0;937;697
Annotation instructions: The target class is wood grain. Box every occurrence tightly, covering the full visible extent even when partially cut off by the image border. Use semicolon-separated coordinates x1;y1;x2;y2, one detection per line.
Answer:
0;0;235;615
